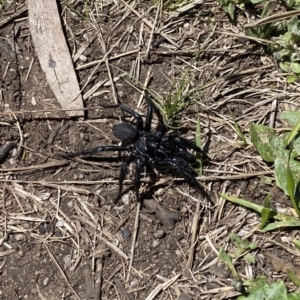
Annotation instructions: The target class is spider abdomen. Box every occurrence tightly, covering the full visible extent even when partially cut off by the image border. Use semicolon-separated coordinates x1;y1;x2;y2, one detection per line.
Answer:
113;123;138;142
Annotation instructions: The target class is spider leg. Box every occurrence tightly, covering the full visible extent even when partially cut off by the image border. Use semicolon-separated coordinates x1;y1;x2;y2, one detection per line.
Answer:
152;157;204;193
115;154;136;202
58;145;130;158
98;103;143;130
145;92;153;131
134;157;145;202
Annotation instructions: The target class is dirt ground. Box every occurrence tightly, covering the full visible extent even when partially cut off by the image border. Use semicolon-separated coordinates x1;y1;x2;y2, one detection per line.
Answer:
1;1;300;299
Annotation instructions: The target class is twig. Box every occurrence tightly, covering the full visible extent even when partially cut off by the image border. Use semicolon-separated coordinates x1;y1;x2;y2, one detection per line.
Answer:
184;198;202;276
126;201;141;282
0;161;68;173
42;240;81;299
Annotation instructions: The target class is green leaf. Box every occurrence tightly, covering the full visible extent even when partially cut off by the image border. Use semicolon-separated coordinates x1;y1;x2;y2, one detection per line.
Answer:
228;2;235;20
287;269;300;287
244;253;256;264
261;0;276;18
251;123;289;162
237;280;300;300
230;233;257;257
293;239;300;250
219;248;238;277
281;111;300;127
287;118;300;146
230;110;247;145
291;62;300;74
260;194;271;229
287;16;300;35
279;61;291;73
261;219;300;232
274;158;300;195
287;75;297;83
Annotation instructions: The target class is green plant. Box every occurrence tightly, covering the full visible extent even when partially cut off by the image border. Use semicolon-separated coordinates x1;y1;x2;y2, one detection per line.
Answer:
152;0;187;11
221;110;300;231
150;72;199;128
219;0;264;20
237;276;300;299
245;0;277;39
271;16;300;83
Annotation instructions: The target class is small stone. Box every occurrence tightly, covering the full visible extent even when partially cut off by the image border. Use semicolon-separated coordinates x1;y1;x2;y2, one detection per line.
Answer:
31;96;37;106
67;201;74;208
43;277;49;286
120;228;131;239
63;254;72;267
183;23;190;30
11;148;17;157
152;239;161;248
121;194;130;205
155;188;164;197
130;278;139;288
15;233;24;241
56;220;64;227
153;230;165;239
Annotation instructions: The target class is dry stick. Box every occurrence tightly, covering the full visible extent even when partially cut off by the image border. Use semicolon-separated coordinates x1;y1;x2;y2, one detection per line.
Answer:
126;201;141;282
137;67;152;107
0;161;68;173
145;274;181;300
25;57;34;82
244;9;300;28
98;31;119;104
145;3;161;59
94;259;103;300
120;0;178;48
184;198;201;277
0;5;28;27
42;240;81;300
269;99;277;129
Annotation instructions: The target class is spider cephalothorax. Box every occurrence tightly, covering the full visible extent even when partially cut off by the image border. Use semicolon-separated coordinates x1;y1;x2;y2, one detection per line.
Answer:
59;97;205;202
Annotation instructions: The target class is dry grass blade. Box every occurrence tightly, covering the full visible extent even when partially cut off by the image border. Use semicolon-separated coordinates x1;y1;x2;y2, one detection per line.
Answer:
145;274;181;300
42;240;82;299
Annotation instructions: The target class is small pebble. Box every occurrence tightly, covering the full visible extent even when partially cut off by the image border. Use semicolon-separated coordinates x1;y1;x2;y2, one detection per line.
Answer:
8;158;15;165
121;194;130;205
152;239;161;248
153;230;165;239
67;201;74;208
130;278;139;288
15;233;24;241
79;54;87;61
155;188;164;197
31;96;37;106
11;148;17;157
63;254;72;267
56;220;64;227
40;193;50;201
120;228;131;239
183;22;190;30
43;277;49;286
79;174;84;179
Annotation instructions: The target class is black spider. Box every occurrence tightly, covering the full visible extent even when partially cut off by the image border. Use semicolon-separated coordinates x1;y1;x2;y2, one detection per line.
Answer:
59;97;205;202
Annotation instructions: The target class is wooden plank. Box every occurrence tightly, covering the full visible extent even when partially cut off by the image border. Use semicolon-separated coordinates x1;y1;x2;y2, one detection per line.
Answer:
28;0;84;117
